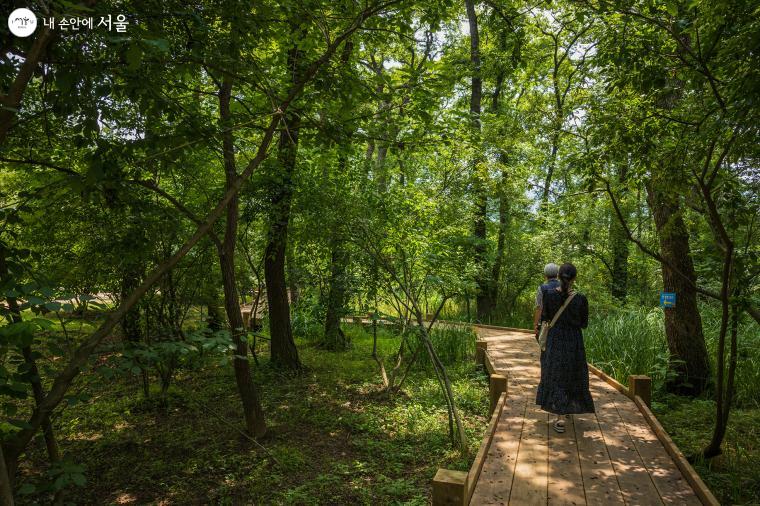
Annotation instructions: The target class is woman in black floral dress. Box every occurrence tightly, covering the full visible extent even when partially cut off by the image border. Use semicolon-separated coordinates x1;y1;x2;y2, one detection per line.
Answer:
535;263;595;433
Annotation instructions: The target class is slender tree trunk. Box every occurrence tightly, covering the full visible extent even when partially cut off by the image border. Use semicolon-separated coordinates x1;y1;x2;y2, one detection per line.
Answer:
120;267;143;342
206;295;225;331
0;249;61;487
323;236;350;350
541;137;558;205
697;168;737;458
542;42;563;207
646;180;710;395
488;67;507;311
287;256;300;309
465;0;491;322
264;44;303;370
609;165;629;301
0;27;55;145
489;168;508;309
218;77;267;437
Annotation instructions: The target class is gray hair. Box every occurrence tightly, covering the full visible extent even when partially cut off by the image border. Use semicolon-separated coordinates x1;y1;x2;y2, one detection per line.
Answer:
544;263;559;278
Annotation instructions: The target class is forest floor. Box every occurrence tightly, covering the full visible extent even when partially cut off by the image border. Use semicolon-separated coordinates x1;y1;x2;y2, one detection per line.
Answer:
652;395;760;505
19;323;489;505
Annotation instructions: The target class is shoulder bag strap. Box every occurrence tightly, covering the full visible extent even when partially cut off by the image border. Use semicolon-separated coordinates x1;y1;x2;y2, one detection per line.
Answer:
548;292;576;328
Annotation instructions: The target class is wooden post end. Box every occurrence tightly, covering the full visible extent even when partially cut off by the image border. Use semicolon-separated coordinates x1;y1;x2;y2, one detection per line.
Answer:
475;341;487;365
242;310;251;329
489;373;508;415
629;375;652;408
432;468;468;506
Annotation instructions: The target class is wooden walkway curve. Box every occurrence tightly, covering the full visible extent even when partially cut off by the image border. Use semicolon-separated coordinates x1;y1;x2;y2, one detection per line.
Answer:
460;326;715;506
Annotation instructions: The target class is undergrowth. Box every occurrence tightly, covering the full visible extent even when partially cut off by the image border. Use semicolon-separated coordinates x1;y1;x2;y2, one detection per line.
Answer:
19;322;489;504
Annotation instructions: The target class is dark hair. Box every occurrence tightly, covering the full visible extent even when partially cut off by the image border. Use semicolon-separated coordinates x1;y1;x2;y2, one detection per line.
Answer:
558;263;577;296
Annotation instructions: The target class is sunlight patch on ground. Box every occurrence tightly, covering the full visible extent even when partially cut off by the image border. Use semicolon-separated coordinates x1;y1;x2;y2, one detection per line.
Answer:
67;431;103;441
114;491;137;504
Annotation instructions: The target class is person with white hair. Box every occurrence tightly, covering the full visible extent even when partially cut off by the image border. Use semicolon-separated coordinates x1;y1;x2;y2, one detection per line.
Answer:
533;263;560;338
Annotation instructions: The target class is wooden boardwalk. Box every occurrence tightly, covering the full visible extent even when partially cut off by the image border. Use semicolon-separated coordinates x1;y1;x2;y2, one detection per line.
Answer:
469;326;703;506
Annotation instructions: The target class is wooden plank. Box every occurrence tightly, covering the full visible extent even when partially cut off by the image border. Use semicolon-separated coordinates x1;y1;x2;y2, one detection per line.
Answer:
573;412;625;505
634;396;720;506
590;379;664;505
470;394;528;505
468;391;508;502
484;351;497;376
508;396;548;505
612;395;701;505
548;415;586;505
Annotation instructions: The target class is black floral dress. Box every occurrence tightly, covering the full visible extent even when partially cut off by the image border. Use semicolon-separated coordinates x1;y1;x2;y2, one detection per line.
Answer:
535;289;595;415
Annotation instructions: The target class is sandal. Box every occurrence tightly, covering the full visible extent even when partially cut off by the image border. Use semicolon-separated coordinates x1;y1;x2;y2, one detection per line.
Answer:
553;420;565;433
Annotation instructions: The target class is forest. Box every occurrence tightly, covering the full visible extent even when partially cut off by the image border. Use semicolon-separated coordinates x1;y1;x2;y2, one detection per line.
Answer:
1;0;759;504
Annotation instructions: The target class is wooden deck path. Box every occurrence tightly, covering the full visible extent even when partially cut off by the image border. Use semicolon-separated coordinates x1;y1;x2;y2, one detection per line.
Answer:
468;326;706;506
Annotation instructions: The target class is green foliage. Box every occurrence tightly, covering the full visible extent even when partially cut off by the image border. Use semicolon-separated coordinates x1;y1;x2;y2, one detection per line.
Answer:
1;0;759;502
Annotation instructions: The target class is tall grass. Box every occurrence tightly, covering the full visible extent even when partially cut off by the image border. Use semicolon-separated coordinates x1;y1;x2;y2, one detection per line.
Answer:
425;324;477;365
584;307;671;391
584;305;760;408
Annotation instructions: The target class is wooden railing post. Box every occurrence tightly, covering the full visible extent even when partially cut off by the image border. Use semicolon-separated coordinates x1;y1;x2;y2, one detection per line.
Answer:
475;341;487;366
629;375;652;408
432;469;468;506
489;374;508;415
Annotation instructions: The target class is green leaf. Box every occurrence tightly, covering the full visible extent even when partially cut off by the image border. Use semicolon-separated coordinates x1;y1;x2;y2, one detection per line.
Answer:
45;301;62;312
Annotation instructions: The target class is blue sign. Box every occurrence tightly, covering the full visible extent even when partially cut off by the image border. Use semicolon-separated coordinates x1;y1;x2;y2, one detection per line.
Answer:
660;292;676;308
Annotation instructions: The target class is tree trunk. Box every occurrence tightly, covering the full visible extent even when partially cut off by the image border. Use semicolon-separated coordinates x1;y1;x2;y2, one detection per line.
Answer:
487;65;507;311
646;180;710;395
465;0;491;322
120;267;143;342
264;44;303;370
489;168;508;310
206;296;225;332
287;256;300;309
0;249;61;488
541;136;558;205
0;27;55;145
323;237;350;350
218;77;267;438
0;441;13;506
609;165;629;301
